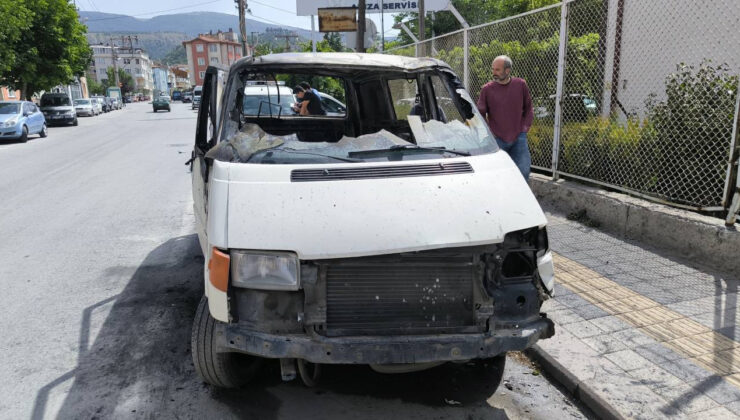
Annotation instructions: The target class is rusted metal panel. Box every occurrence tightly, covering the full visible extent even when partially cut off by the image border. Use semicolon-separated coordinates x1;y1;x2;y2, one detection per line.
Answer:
318;7;358;32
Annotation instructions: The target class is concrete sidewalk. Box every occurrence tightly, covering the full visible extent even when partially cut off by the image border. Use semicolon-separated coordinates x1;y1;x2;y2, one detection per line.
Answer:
539;210;740;419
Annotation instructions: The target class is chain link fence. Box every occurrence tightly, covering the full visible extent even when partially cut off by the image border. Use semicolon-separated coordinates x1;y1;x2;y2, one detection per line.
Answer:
384;0;740;218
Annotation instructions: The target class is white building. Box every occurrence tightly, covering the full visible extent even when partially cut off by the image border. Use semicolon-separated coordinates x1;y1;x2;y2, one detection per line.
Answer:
89;45;154;95
600;0;740;118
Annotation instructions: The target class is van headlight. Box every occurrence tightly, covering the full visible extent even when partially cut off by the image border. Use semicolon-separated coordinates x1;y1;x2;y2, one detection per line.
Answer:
231;251;300;290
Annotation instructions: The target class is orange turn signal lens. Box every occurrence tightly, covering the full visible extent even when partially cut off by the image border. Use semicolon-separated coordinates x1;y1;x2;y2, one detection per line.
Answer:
208;248;230;292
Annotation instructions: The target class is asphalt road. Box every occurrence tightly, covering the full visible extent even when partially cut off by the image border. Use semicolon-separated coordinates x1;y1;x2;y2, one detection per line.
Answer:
0;102;590;420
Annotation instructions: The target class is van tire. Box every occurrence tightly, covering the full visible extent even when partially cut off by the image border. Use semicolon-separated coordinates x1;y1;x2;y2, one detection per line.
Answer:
191;296;262;388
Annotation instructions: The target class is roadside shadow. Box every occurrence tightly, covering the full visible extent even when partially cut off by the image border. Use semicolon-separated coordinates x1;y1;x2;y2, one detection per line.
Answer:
37;234;510;419
35;234;281;420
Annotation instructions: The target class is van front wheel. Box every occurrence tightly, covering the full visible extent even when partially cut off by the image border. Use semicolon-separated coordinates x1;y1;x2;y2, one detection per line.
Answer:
191;296;262;388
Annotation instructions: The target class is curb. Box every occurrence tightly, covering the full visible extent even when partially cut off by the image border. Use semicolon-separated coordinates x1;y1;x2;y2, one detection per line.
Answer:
529;173;740;276
525;344;624;420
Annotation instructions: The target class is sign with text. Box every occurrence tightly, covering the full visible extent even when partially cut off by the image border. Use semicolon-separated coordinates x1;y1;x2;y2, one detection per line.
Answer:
297;0;450;16
318;8;358;32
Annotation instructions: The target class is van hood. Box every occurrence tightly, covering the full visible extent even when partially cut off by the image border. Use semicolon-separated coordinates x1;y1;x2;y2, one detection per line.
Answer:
213;152;547;260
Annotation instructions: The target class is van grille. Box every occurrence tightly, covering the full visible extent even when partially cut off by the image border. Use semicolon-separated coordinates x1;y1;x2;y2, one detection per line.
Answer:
323;251;477;336
291;162;473;182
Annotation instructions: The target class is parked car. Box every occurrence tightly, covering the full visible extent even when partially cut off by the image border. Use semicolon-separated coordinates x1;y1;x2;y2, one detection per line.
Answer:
110;97;122;110
172;91;182;101
317;92;346;116
0;101;47;142
152;96;171;112
189;55;555;390
91;96;109;113
123;96;132;104
40;92;77;126
91;97;104;115
242;82;296;116
74;99;96;117
183;92;192;103
192;86;202;110
533;93;597;122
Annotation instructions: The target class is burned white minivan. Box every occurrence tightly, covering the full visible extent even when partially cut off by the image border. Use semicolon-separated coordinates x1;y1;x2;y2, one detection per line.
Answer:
189;53;555;389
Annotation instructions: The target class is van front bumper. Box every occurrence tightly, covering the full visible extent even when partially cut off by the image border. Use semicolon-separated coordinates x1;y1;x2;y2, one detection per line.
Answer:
221;314;554;364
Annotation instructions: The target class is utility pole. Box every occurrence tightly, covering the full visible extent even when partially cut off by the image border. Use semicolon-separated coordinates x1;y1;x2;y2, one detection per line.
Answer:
380;0;385;51
419;0;425;42
357;0;366;52
236;0;248;56
109;37;120;88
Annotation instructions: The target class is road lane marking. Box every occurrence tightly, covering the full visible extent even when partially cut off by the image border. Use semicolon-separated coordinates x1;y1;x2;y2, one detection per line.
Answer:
552;253;740;388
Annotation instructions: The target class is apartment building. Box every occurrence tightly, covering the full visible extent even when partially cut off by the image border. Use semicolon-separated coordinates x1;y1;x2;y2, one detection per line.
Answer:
89;45;154;95
183;29;243;87
0;86;21;100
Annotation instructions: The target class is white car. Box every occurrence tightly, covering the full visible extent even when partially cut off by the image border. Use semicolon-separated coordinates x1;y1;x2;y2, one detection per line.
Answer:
74;99;96;117
189;55;555;390
242;82;296;116
317;92;346;116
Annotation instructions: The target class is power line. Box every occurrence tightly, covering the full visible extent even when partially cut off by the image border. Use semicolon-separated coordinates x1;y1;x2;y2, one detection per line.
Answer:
249;0;295;15
85;0;222;21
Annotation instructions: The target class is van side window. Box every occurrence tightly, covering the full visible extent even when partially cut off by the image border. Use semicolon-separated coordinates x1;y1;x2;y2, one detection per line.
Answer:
387;78;419;121
429;75;465;123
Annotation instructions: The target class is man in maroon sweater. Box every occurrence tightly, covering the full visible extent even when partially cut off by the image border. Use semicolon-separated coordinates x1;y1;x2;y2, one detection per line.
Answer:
476;55;534;180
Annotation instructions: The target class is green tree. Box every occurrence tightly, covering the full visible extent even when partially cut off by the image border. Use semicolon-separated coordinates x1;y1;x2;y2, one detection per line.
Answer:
0;0;32;75
86;72;105;95
0;0;92;99
102;67;134;95
393;0;560;45
323;32;344;51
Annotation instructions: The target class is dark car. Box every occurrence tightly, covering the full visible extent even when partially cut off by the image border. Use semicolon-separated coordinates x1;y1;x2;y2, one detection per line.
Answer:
40;93;77;126
152;96;171;112
172;91;182;101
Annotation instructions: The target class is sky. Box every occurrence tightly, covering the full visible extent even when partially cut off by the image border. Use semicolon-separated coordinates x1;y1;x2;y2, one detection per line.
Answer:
75;0;406;44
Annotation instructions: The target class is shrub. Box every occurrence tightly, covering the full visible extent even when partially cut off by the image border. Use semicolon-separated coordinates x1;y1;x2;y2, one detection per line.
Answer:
646;60;738;206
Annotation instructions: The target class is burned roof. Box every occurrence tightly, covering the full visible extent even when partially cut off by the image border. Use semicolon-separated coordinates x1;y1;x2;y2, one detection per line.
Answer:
233;52;451;72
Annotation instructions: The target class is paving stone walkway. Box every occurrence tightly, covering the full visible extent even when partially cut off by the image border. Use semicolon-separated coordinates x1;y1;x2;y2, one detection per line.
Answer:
540;210;740;419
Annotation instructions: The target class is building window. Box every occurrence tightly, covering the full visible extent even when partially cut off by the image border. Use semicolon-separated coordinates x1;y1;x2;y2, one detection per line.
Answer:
210;57;218;64
123;58;131;64
136;59;140;64
209;44;218;52
197;57;205;66
195;44;204;52
199;71;205;79
7;90;16;98
228;45;234;54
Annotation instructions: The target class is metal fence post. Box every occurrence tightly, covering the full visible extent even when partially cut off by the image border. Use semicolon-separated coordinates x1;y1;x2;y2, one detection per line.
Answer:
725;82;740;226
463;28;469;91
551;2;569;180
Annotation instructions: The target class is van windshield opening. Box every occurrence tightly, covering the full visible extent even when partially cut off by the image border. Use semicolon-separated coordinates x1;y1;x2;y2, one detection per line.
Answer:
212;68;497;165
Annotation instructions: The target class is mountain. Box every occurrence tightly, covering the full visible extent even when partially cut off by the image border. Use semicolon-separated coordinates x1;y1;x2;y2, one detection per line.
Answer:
86;32;191;61
80;11;315;40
